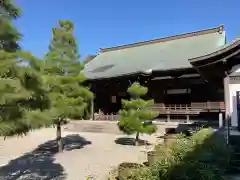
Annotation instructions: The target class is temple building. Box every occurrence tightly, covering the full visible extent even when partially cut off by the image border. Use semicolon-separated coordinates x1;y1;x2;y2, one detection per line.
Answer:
83;25;240;130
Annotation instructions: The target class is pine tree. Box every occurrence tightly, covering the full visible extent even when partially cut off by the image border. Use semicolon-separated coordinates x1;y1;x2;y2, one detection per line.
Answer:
0;0;21;51
42;20;93;152
118;82;158;145
0;1;52;137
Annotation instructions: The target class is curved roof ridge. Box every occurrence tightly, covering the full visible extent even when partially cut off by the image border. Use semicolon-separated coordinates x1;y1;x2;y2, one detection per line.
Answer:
100;25;224;53
189;39;240;63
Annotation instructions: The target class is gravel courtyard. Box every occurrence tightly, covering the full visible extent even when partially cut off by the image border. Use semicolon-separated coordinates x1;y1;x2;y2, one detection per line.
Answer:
0;127;159;180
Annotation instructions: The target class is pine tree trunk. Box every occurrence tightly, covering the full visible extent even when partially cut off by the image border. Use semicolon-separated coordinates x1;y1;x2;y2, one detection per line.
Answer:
135;132;140;146
56;122;63;152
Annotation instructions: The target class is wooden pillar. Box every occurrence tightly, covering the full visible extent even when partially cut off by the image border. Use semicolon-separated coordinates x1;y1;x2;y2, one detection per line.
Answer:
167;110;170;122
223;76;230;126
186;107;190;123
89;84;95;121
90;99;94;120
167;114;170;122
219;112;223;128
186;115;190;123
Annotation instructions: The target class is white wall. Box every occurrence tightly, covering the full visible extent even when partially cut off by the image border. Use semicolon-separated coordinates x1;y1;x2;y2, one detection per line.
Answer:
229;83;240;127
228;66;240;127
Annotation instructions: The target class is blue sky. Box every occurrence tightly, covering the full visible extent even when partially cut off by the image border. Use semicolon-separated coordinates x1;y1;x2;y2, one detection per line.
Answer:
15;0;240;59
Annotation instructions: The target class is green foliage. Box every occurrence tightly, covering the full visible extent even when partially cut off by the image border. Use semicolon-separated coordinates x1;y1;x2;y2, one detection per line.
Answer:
0;1;52;137
0;51;53;136
128;128;232;180
117;162;144;180
0;0;22;51
127;82;148;98
45;20;83;76
118;82;158;136
0;4;92;138
122;99;154;110
41;20;93;123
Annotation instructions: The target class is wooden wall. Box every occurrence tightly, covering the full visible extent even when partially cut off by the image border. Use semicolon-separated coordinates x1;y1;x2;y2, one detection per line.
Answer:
92;75;224;114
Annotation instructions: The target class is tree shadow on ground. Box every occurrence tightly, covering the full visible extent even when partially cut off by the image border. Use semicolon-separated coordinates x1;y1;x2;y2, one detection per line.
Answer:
0;134;91;180
115;137;151;146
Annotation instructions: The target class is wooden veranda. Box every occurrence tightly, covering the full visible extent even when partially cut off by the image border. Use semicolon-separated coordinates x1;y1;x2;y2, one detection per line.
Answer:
94;101;225;122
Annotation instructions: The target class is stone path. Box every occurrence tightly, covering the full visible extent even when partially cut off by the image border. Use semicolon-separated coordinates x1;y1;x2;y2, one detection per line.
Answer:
0;127;158;180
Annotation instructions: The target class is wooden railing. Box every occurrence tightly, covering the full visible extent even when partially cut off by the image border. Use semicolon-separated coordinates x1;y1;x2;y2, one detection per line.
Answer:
206;101;225;110
94;113;120;121
148;102;225;122
93;102;225;121
149;102;225;112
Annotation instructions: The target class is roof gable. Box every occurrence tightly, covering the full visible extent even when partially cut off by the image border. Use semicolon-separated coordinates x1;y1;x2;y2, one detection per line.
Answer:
84;25;226;80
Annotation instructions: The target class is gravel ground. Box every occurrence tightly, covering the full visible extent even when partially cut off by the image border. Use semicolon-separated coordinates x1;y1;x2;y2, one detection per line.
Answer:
0;127;159;180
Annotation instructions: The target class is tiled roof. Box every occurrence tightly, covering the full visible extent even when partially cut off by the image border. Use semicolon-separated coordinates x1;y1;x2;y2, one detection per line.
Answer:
84;25;226;80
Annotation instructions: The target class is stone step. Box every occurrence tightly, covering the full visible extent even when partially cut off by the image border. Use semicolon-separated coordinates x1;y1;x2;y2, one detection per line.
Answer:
65;121;123;134
65;121;167;134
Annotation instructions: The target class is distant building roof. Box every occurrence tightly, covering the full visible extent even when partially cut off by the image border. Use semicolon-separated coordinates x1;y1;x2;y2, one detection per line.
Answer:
84;25;226;80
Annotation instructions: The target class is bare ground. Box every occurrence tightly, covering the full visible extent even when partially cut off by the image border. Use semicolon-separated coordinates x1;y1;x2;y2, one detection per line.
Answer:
0;127;160;180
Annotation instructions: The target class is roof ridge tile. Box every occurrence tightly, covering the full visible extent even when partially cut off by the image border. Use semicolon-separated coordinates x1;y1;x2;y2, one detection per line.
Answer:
100;25;224;53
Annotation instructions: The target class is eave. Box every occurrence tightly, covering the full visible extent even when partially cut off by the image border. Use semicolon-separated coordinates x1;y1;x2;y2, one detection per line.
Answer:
189;39;240;67
188;39;240;86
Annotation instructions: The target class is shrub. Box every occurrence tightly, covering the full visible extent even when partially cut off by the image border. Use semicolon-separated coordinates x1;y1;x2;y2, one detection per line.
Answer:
118;82;158;145
129;128;231;180
127;167;155;180
118;162;144;180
